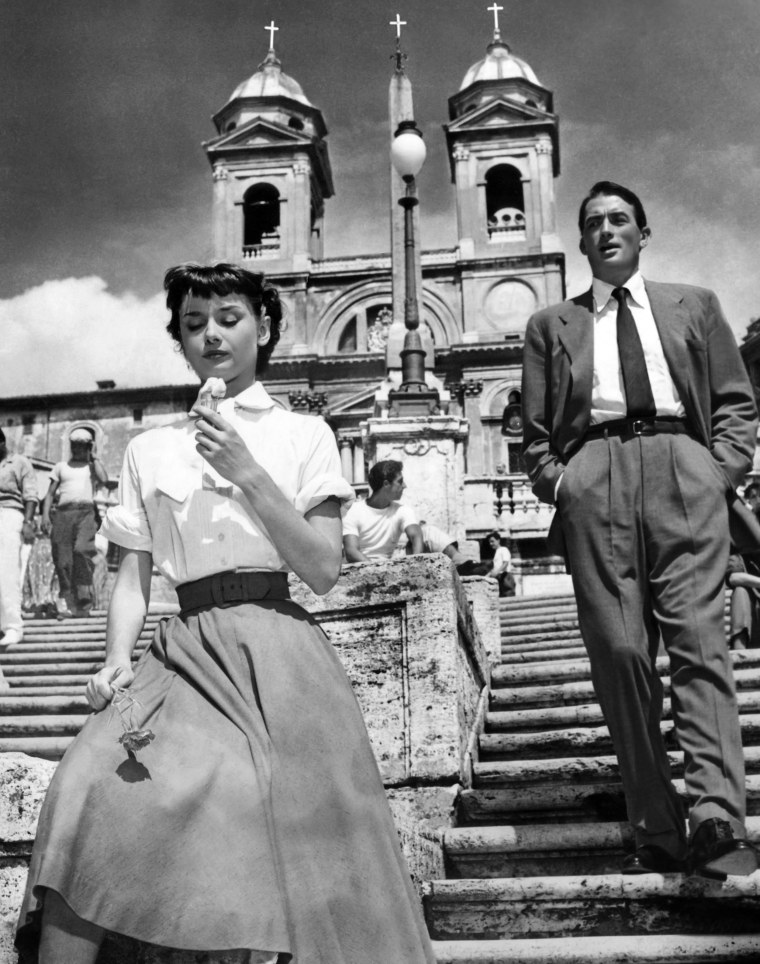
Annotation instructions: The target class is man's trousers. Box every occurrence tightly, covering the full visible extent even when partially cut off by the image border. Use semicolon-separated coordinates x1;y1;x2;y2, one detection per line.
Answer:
556;430;746;858
50;504;97;607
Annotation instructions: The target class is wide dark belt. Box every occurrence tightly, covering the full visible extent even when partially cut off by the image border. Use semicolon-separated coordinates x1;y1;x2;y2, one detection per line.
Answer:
176;570;289;615
583;417;696;443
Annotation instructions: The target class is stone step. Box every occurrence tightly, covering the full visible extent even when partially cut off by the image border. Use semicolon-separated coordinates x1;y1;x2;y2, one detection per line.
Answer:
486;692;760;732
425;874;760;941
473;745;760;788
0;650;146;666
7;675;92;688
498;636;585;654
432;933;760;963
458;776;760;825
496;629;584;648
2;685;86;698
0;736;73;759
479;715;760;761
492;650;760;688
499;645;587;664
490;667;760;710
500;618;580;635
499;594;576;609
3;639;153;654
0;714;89;737
0;695;89;715
443;819;760;879
1;662;107;676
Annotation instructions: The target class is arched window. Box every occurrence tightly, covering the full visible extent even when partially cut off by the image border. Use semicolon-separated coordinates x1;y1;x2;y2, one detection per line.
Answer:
243;184;280;256
485;165;526;240
338;317;358;353
288;116;304;131
225;121;237;133
335;304;435;355
501;390;525;474
501;390;523;437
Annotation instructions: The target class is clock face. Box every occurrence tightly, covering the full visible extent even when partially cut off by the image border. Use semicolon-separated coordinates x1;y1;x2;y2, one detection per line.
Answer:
483;280;537;332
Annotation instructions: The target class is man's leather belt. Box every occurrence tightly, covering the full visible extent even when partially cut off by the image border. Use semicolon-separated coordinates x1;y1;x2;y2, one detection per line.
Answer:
584;417;695;443
176;570;290;615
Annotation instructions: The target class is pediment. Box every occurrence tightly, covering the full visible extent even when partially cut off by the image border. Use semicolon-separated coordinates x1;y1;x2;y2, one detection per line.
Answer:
205;117;310;151
447;97;549;133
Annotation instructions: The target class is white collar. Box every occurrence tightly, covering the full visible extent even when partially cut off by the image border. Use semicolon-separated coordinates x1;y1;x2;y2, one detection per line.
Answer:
593;270;646;312
229;381;276;411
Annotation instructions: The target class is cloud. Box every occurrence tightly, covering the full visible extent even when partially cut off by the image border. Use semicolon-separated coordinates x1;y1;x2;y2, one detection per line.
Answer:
0;277;193;397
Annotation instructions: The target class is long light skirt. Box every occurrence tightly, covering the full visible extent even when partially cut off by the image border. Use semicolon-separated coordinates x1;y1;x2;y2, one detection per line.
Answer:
16;599;436;964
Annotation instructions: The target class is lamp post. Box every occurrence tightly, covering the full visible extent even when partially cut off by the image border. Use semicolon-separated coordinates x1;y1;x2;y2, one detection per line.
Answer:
388;120;440;416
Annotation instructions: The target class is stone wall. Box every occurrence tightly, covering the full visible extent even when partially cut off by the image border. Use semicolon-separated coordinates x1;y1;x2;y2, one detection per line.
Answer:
0;556;496;962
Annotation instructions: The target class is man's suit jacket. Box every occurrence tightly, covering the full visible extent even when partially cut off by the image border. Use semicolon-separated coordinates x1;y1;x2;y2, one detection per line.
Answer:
521;280;758;506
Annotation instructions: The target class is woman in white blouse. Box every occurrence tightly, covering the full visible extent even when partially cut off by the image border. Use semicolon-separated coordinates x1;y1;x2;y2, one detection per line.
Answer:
17;263;436;964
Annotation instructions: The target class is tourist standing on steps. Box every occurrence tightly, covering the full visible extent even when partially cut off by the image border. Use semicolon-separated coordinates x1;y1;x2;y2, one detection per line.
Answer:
16;262;437;964
522;181;759;880
482;531;515;597
0;428;37;653
41;428;108;618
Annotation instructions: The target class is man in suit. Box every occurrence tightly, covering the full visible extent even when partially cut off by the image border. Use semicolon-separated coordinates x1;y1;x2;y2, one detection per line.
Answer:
521;181;758;878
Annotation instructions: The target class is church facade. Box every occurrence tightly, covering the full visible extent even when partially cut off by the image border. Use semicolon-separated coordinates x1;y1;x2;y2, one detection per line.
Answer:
3;26;569;577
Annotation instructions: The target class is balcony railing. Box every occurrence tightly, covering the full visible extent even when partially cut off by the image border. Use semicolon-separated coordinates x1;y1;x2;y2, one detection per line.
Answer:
463;473;555;536
242;234;280;259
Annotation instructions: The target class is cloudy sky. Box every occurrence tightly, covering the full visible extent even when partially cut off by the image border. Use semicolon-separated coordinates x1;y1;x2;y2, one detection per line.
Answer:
2;0;760;396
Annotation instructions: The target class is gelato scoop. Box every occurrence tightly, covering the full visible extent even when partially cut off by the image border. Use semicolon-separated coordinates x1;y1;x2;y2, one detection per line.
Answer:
197;377;226;412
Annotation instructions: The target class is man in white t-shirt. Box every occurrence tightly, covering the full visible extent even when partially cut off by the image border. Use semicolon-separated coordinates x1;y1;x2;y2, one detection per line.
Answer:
343;460;423;562
41;428;109;617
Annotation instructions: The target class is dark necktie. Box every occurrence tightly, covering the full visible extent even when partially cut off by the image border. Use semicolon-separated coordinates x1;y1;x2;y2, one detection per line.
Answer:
613;287;656;418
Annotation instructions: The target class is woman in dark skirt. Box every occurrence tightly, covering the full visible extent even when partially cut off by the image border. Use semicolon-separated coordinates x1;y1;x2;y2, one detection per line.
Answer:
16;263;437;964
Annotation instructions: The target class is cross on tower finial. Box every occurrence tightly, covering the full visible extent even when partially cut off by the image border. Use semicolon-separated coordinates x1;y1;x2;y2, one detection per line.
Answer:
487;2;504;39
265;19;278;50
390;13;407;39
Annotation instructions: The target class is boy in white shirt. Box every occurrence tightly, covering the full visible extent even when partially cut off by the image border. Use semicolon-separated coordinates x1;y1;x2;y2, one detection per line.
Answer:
343;460;423;562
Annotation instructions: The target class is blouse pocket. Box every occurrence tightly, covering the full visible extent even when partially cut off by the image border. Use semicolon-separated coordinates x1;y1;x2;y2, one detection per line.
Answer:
155;467;196;504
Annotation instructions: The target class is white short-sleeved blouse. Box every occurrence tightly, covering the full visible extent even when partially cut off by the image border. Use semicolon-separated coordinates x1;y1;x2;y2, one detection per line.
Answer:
100;382;354;587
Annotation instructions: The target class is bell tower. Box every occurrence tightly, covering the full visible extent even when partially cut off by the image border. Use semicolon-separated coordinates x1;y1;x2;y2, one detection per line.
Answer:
203;25;334;274
443;8;564;342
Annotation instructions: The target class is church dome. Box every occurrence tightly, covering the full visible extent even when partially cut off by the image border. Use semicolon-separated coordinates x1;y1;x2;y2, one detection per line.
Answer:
460;39;540;89
228;49;311;106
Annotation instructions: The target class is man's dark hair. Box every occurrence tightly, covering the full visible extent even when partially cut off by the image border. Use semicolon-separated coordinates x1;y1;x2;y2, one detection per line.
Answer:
164;262;283;374
578;181;648;233
368;460;403;493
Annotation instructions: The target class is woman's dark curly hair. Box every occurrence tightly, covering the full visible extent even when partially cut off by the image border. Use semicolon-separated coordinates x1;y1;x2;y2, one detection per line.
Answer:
164;262;283;374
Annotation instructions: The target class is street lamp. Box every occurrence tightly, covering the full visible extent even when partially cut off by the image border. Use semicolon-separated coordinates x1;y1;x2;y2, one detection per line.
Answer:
388;120;440;415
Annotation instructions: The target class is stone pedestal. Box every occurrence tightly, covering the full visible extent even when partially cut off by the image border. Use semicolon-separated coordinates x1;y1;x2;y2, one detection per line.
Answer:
362;415;469;544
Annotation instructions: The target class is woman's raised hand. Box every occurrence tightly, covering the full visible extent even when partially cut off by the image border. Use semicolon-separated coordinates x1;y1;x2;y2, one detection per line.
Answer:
192;404;261;489
86;663;135;711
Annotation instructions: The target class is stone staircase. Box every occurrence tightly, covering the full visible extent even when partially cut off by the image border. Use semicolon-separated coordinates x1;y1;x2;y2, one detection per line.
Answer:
425;593;760;963
0;610;175;759
3;597;760;961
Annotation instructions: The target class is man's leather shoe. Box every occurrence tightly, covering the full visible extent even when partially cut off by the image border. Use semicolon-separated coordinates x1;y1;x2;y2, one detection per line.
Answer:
622;845;685;874
689;818;759;880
